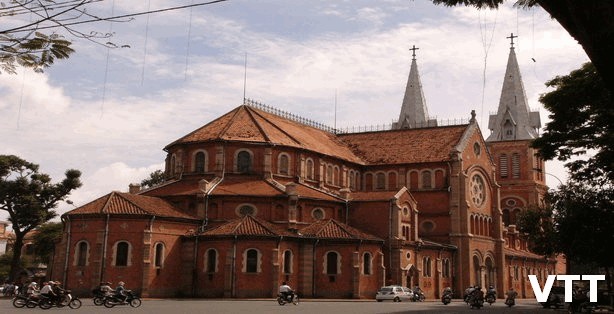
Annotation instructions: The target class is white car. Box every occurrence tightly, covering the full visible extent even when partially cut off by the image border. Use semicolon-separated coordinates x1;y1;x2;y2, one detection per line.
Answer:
375;285;413;302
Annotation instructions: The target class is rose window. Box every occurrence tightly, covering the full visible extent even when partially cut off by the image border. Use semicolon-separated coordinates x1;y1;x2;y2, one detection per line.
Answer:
470;174;486;207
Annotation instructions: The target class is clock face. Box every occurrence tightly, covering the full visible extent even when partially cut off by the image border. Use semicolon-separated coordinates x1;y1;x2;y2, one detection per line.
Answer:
470;174;486;207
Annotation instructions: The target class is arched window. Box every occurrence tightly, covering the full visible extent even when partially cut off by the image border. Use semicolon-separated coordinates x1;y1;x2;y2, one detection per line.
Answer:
333;166;340;185
283;250;292;274
245;249;259;273
306;159;314;180
363;252;372;275
423;256;431;277
442;258;451;278
114;241;130;267
502;209;510;226
154;242;164;268
279;154;289;175
237;151;252;173
326;251;339;275
75;241;88;266
205;249;217;273
422;171;432;189
503;119;514;139
194;152;206;173
376;173;385;190
326;165;333;184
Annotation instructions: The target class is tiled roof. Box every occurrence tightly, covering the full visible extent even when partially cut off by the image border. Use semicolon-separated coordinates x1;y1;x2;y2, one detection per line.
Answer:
503;248;546;260
201;215;292;237
165;105;363;163
64;192;199;220
350;190;400;201
338;125;469;164
211;175;283;197
299;219;382;242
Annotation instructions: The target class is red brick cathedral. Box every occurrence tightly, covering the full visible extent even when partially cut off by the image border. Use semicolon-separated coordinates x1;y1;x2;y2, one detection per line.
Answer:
51;42;562;299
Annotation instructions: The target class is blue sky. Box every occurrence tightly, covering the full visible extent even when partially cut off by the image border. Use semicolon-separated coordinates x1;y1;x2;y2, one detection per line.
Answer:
0;0;587;221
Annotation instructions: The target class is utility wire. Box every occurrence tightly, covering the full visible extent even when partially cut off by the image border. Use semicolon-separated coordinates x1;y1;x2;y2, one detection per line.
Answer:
2;0;229;34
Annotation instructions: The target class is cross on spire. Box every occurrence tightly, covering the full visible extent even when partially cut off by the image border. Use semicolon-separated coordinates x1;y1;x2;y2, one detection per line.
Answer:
409;45;419;60
507;33;518;48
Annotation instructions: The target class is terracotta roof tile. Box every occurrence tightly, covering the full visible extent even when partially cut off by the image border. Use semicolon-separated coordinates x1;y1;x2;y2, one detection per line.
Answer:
338;125;469;164
350;191;399;201
64;192;198;220
201;215;292;237
299;219;382;241
166;105;363;163
211;176;283;197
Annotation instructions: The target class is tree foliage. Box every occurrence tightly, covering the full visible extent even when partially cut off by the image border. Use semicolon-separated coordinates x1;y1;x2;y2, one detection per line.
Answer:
0;155;81;280
0;0;122;74
140;169;165;189
32;222;63;265
431;0;614;96
531;62;613;183
518;181;614;267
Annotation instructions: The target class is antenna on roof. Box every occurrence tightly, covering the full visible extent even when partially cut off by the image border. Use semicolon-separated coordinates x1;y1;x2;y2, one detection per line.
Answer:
334;89;337;130
243;52;247;103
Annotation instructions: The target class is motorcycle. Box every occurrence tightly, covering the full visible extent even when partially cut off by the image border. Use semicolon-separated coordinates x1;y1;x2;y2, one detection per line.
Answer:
485;291;496;305
505;296;515;307
92;288;110;306
38;290;81;309
103;290;142;308
276;292;299;305
469;293;484;309
441;292;452;305
411;291;425;302
11;293;30;308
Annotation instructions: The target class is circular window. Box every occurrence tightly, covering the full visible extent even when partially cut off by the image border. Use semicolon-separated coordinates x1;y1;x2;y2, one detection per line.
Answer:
236;205;256;217
403;207;409;216
473;143;481;156
421;221;435;233
312;208;325;220
506;199;517;206
406;252;411;260
470;174;486;207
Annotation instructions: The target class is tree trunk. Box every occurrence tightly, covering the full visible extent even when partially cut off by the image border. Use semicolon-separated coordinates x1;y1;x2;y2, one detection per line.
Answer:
9;233;24;282
538;0;614;95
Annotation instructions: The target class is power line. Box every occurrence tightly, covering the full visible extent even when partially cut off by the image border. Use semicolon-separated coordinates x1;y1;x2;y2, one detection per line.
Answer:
1;0;229;35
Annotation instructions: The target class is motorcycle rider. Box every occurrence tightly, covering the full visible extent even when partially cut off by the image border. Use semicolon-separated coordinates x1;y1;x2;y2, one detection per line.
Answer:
114;281;128;304
464;286;475;303
40;281;57;304
487;285;496;297
505;287;518;306
470;286;484;308
26;281;39;296
442;286;452;296
278;281;294;302
413;285;424;301
99;281;113;296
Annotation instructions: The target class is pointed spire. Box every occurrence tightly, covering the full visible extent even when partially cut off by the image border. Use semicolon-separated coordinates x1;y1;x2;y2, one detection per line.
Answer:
393;45;436;129
487;34;540;141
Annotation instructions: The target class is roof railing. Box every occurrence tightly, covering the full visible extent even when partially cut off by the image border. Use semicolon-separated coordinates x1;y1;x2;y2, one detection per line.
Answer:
244;98;469;134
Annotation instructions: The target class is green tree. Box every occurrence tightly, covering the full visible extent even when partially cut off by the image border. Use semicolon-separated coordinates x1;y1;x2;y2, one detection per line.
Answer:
531;62;613;183
32;222;63;265
0;155;81;281
518;181;614;293
141;169;165;189
431;0;614;96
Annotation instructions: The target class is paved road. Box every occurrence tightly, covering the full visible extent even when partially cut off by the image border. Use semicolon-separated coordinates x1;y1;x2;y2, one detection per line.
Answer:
1;298;568;314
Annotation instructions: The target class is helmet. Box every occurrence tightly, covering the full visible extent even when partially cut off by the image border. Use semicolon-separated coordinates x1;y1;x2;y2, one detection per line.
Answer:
118;281;125;286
